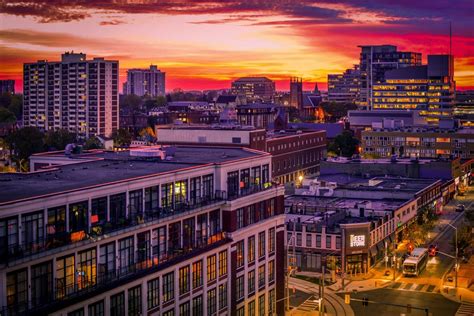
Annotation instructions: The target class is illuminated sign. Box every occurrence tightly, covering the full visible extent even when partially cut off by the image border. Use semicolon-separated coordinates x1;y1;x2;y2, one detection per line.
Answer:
350;235;365;247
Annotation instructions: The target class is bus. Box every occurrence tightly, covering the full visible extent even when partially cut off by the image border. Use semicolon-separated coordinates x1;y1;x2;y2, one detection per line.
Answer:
402;248;428;276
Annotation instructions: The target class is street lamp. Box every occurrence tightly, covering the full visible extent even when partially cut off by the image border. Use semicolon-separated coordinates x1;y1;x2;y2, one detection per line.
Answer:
446;222;458;289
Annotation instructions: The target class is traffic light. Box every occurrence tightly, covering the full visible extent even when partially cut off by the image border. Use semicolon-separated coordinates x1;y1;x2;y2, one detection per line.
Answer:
345;294;350;304
362;297;369;306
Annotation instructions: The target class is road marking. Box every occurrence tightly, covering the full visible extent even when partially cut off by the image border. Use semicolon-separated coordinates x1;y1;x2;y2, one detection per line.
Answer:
456;302;474;316
297;296;320;312
387;282;439;294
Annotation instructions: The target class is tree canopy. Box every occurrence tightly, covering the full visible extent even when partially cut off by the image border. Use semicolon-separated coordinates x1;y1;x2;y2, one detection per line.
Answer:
327;130;359;157
320;102;357;122
6;127;45;171
0;107;17;123
112;128;132;147
44;129;77;150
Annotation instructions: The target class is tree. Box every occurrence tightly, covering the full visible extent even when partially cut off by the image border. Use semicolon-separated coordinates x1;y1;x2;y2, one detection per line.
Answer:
320;102;357;122
327;131;359;157
451;225;472;258
0;107;17;123
83;136;104;150
44;129;77;150
112;128;132;147
6;127;45;171
8;94;23;119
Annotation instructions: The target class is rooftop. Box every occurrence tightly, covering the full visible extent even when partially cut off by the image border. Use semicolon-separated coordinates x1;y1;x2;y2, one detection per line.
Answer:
156;124;260;131
0;146;267;205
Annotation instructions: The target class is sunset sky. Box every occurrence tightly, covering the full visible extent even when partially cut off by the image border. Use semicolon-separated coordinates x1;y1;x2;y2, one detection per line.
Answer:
0;0;473;92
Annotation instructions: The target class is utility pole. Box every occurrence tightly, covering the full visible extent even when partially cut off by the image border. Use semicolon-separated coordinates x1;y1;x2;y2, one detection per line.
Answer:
447;222;458;289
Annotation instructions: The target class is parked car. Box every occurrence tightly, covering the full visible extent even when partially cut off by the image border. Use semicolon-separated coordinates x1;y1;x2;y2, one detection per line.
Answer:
455;204;465;212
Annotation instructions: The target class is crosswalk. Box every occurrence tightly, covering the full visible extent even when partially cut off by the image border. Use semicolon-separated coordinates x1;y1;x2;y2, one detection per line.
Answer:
456;302;474;316
387;282;440;293
297;296;320;312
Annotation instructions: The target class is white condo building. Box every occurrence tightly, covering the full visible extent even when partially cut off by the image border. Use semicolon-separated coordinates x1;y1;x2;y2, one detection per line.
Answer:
124;65;165;97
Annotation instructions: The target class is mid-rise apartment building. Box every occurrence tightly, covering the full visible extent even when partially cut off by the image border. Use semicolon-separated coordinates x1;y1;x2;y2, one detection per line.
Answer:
358;45;422;109
0;146;286;316
372;55;455;124
124;65;166;97
361;127;474;159
327;66;360;104
231;77;275;103
0;80;15;94
23;52;119;138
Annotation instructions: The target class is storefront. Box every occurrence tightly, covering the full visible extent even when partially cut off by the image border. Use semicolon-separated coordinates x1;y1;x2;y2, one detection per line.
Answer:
341;222;371;276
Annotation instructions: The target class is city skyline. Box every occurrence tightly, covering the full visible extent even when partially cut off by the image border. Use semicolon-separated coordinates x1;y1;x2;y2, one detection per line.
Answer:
0;0;473;93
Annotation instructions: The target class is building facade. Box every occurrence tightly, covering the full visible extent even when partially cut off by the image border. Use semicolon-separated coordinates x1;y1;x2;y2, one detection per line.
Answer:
0;80;15;94
289;77;303;109
124;65;166;97
231;77;275;103
372;55;455;124
327;66;360;104
361;127;474;159
358;45;422;110
23;52;119;138
0;146;286;316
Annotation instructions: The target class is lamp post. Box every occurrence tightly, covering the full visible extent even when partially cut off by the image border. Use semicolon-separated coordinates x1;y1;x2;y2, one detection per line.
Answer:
446;222;458;289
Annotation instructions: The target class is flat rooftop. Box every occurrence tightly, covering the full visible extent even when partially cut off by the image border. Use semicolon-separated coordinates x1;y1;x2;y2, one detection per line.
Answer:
0;147;266;205
325;157;445;165
156;124;260;131
285;195;406;212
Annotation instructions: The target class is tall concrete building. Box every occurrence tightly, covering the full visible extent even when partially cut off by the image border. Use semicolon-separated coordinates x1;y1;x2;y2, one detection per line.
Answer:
231;77;275;103
327;66;360;103
0;80;15;94
372;55;455;124
23;52;119;138
124;65;166;97
289;77;303;109
358;45;422;110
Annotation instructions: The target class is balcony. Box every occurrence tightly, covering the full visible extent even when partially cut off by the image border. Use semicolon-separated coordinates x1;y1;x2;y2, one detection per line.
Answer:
2;191;228;264
1;232;230;315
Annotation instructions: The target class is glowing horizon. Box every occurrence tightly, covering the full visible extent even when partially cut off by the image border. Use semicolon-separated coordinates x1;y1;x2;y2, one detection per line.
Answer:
0;1;472;93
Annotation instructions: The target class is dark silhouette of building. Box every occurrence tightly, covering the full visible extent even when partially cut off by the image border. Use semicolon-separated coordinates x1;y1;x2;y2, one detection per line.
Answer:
0;80;15;94
290;77;303;109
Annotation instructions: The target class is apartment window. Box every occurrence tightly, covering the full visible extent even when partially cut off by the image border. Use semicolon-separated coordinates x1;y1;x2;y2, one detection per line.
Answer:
316;234;321;248
237;208;244;229
192;295;203;316
207;255;217;282
190;177;201;205
128;285;141;316
248;300;256;316
196;213;208;246
88;300;104;316
137;231;150;266
236;240;244;268
262;164;270;187
236;307;245;316
147;278;159;310
56;255;75;299
31;261;52;308
251;166;261;188
68;308;84;316
163;309;174;316
174;180;188;207
99;242;115;282
109;193;126;225
90;197;107;226
236;276;244;300
296;233;302;246
248;270;255;294
128;189;143;221
182;217;195;249
110;292;125;316
0;217;18;258
161;182;173;208
259;294;265;316
269;228;275;253
258;265;265;288
77;248;96;289
258;231;266;258
240;168;250;192
162;271;175;302
207;287;217;315
47;206;66;235
232;137;242;144
247;205;255;225
152;226;167;262
202;174;214;198
268;260;275;282
145;186;159;212
6;269;28;312
336;236;342;250
179;302;190;316
326;236;332;249
192;260;203;289
218;250;227;277
306;234;312;247
269;289;275;315
69;202;88;233
168;221;181;253
228;171;240;198
119;236;134;274
218;283;228;310
209;210;221;240
179;266;190;295
22;210;44;250
248;236;255;263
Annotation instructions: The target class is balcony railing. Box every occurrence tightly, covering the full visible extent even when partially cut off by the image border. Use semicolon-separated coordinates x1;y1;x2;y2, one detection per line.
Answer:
2;191;227;264
1;232;230;316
